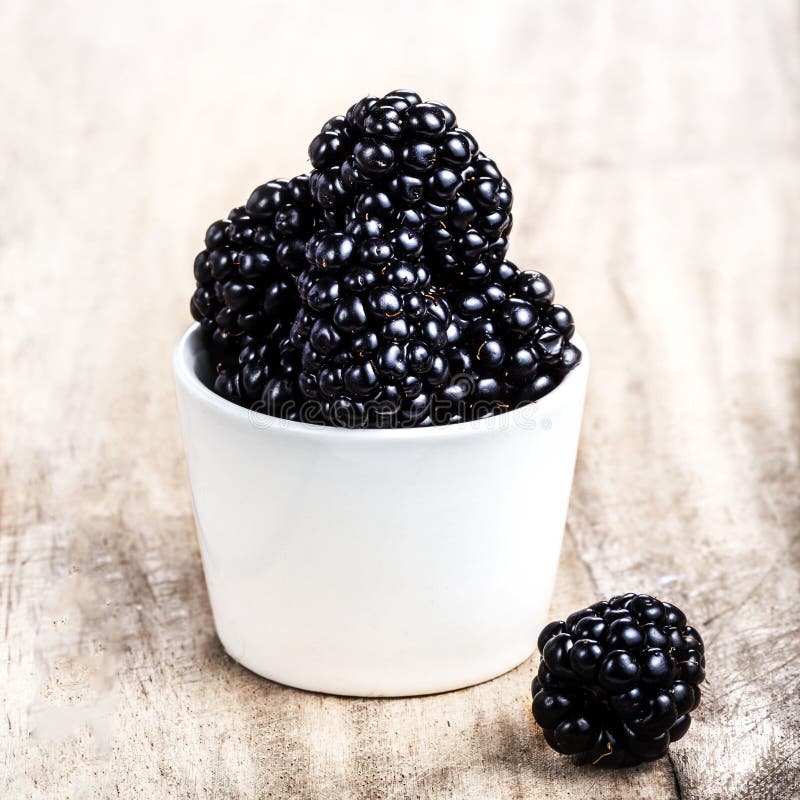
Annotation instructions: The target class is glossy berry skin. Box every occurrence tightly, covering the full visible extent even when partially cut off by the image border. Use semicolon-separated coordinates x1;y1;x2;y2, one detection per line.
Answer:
193;91;582;427
300;91;520;426
190;174;326;415
212;334;313;421
307;91;513;289
531;594;704;768
291;224;454;428
443;259;582;419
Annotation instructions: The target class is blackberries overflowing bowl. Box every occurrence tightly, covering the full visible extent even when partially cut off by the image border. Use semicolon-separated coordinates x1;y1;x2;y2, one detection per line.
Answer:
189;90;582;428
533;594;705;767
174;91;590;697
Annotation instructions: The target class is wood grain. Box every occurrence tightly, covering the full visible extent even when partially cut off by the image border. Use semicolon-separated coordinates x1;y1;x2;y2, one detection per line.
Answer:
1;0;798;797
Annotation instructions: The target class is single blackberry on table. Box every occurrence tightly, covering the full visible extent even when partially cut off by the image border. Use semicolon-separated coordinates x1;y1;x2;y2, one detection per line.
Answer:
190;174;323;360
290;226;454;428
306;90;514;281
532;594;704;768
444;261;582;419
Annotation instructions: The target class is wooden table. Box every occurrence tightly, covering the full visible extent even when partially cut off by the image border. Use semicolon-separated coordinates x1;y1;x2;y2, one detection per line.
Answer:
2;1;798;797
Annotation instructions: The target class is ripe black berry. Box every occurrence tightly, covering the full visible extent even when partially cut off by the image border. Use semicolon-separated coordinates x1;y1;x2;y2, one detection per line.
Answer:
532;594;704;768
291;224;455;427
191;91;583;425
190;174;323;356
213;334;306;420
306;91;513;287
444;260;581;418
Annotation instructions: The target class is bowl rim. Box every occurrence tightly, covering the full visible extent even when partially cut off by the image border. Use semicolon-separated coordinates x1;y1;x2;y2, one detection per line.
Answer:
173;323;589;441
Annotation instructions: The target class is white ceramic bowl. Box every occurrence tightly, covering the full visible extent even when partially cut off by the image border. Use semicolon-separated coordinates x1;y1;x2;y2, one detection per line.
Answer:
173;324;589;696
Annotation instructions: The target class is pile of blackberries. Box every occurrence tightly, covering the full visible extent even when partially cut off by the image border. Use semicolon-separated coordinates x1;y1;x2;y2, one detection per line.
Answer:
532;594;705;767
190;91;582;427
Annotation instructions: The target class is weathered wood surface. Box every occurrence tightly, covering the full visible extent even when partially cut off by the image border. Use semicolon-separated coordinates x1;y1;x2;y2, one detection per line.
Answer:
1;0;798;797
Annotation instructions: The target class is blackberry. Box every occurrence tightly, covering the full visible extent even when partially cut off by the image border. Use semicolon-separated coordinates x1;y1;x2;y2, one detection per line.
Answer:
444;261;582;419
300;91;519;425
212;333;317;421
190;92;583;426
291;228;453;428
307;91;513;280
532;594;704;768
190;175;322;359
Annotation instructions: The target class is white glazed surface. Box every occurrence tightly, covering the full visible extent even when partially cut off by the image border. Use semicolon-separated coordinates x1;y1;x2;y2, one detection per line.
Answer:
173;324;589;697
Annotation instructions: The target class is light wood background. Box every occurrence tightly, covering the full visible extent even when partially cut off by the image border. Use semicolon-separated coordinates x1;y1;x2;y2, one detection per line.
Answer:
2;1;798;798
